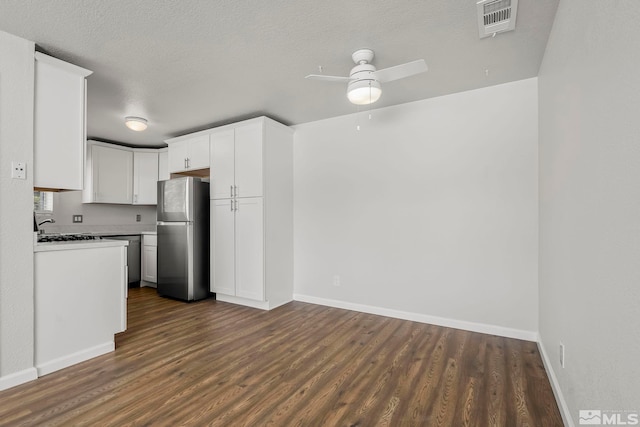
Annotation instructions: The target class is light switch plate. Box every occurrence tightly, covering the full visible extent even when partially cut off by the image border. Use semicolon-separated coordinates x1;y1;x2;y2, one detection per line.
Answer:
72;215;83;223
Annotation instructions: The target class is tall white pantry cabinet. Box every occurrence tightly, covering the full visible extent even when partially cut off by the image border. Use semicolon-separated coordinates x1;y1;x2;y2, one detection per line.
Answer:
209;117;293;310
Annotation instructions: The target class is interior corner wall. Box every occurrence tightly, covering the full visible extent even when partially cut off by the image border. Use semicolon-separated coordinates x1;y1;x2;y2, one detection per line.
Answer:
538;0;640;420
0;31;36;387
293;78;539;335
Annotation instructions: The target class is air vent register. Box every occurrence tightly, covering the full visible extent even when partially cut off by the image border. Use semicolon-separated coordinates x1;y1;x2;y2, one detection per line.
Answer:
476;0;519;38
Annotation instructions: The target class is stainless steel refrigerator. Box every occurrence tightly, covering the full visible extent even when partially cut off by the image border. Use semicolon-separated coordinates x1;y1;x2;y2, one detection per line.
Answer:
157;177;210;301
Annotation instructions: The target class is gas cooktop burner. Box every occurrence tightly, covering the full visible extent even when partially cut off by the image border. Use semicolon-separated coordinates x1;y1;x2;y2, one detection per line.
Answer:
38;234;103;243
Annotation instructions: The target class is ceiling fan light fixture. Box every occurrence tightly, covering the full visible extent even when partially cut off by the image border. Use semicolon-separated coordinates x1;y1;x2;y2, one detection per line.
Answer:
347;80;381;105
125;116;148;131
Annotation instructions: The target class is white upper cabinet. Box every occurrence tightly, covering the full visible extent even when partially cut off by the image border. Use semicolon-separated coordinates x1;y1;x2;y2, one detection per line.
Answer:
158;149;170;181
34;52;92;190
84;141;165;205
189;136;210;170
83;141;133;204
209;129;235;199
133;151;159;205
167;140;188;172
210;121;263;200
167;134;210;173
234;122;263;198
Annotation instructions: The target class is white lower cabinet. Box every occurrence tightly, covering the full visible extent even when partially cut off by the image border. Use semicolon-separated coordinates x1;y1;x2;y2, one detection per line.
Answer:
211;198;264;302
234;198;264;300
211;199;235;296
141;234;157;286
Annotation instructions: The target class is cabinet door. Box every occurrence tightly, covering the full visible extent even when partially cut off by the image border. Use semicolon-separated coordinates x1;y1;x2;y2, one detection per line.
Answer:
235;197;264;301
133;152;159;205
211;199;236;295
188;135;210;170
168;140;189;173
93;145;133;204
210;129;235;200
34;54;88;191
158;150;170;181
142;245;157;283
234;122;263;198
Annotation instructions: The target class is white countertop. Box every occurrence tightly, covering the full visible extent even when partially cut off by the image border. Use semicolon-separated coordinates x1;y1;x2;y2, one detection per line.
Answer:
34;239;128;253
37;225;156;235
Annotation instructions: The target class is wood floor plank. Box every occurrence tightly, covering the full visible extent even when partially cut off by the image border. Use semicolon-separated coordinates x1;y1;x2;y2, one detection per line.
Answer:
486;336;509;426
0;288;564;426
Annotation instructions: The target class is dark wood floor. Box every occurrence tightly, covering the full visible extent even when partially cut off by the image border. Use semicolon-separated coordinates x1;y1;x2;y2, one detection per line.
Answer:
0;287;562;426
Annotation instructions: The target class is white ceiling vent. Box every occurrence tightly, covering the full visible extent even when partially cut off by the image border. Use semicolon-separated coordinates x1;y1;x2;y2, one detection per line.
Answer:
476;0;518;39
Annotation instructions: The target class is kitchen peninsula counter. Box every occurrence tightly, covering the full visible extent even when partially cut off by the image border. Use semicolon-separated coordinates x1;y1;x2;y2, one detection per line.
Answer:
33;238;128;376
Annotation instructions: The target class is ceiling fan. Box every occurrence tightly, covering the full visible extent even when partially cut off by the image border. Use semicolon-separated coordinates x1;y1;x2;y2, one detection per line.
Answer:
305;48;428;105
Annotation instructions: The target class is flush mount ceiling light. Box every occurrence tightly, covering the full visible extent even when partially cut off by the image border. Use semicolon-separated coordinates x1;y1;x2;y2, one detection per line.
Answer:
125;116;148;131
305;48;428;106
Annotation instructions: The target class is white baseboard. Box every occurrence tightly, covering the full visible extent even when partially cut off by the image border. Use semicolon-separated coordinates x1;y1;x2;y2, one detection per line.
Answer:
216;294;270;310
215;294;293;310
537;338;575;427
292;294;538;342
0;367;38;391
36;341;115;377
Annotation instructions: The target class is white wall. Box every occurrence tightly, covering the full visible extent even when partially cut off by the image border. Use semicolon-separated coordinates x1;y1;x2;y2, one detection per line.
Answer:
37;190;156;234
0;31;37;389
538;0;640;422
293;78;539;337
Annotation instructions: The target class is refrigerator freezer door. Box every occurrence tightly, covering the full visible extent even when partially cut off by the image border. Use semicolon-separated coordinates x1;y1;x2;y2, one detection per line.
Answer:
157;223;193;300
157;178;192;222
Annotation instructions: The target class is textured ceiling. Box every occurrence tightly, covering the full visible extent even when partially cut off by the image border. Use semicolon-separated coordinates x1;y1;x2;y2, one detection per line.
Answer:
0;0;559;147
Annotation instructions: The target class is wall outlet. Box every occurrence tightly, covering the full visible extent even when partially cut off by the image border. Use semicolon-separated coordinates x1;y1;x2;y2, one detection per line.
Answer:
136;214;141;222
11;161;26;180
333;275;341;287
559;342;565;368
72;215;83;223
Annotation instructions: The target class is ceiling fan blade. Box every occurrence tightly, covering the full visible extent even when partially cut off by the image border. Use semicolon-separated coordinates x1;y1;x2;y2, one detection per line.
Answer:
373;59;428;83
305;74;353;83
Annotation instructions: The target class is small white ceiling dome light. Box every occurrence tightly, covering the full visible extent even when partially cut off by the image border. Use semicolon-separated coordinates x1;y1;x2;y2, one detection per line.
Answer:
125;116;148;131
347;79;382;105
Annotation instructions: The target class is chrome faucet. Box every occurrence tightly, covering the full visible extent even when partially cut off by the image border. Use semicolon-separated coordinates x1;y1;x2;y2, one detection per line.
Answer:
37;218;55;234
